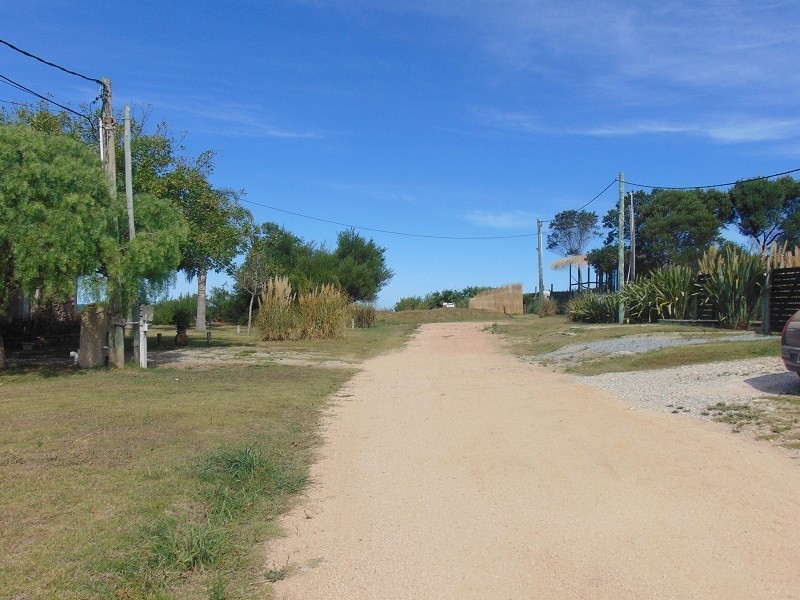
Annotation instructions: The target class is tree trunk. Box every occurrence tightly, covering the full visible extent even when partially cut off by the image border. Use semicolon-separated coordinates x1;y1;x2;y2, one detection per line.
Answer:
0;330;5;369
196;268;207;331
247;293;255;336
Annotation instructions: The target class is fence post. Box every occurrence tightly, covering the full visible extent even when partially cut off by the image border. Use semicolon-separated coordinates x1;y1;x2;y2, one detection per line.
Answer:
762;268;772;335
156;333;162;347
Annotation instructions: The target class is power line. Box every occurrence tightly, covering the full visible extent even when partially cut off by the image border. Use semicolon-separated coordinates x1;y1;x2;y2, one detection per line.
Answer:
0;37;103;86
576;179;617;211
622;167;800;191
0;73;93;121
239;197;536;239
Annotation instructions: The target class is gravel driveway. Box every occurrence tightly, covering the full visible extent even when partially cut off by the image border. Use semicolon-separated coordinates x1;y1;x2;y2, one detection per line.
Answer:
533;332;799;420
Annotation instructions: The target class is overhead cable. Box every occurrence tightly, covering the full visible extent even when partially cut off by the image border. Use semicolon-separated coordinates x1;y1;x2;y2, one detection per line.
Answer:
622;167;800;191
238;198;536;239
0;37;103;86
0;73;93;121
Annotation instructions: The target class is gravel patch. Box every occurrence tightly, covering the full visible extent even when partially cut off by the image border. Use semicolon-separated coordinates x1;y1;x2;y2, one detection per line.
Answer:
538;331;763;366
578;357;798;419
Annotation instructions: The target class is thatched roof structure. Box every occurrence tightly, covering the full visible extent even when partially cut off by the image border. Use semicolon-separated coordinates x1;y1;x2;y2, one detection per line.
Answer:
550;254;588;270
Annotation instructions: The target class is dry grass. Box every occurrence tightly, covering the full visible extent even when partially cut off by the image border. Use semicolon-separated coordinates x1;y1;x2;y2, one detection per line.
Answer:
297;285;348;339
467;283;523;315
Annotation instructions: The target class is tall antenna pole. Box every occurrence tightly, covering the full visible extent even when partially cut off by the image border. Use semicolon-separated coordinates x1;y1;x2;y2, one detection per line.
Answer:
617;172;625;323
537;219;545;301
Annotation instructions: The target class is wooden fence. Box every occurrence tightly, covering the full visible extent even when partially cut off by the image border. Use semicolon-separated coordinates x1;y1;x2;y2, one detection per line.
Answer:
468;283;523;314
767;267;800;332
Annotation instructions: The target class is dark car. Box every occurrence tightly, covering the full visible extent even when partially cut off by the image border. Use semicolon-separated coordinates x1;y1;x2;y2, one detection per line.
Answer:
781;309;800;375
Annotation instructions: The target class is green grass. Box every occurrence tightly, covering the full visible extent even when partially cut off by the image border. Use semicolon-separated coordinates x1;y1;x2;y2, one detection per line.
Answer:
486;315;778;375
565;338;780;375
0;363;350;599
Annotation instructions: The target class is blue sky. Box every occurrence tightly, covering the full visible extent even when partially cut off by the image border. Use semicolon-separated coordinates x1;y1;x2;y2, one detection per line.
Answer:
2;1;800;308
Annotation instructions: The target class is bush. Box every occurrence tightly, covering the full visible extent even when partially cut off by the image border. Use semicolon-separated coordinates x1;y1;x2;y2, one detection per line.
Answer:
350;303;377;328
171;307;192;331
256;276;296;341
619;279;658;323
256;277;349;340
297;284;348;339
207;285;249;325
567;293;618;323
394;296;423;311
537;297;559;317
698;246;766;329
152;294;197;326
650;265;696;320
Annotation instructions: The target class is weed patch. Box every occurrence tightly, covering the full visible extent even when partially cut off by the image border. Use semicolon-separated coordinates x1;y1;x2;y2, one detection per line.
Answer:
708;397;800;450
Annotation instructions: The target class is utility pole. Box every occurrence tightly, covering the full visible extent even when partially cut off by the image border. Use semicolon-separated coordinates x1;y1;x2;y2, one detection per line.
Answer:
537;219;545;300
617;172;625;323
629;191;636;282
101;78;125;367
123;105;147;368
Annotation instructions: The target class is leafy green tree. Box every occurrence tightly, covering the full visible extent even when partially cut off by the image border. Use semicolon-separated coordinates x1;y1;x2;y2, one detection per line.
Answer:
0;124;184;367
729;176;800;249
638;189;727;268
163;164;252;331
547;210;599;256
333;230;393;302
596;188;729;275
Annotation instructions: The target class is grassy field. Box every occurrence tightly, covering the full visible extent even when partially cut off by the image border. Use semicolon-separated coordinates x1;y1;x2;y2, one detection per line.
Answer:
0;308;789;598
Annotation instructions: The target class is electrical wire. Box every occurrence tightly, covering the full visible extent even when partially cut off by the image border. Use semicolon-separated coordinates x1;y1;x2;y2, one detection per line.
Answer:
0;73;93;121
238;197;536;239
575;179;617;211
622;167;800;191
0;37;103;86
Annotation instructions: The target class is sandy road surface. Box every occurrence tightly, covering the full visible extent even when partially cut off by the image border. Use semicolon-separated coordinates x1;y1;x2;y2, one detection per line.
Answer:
267;323;800;599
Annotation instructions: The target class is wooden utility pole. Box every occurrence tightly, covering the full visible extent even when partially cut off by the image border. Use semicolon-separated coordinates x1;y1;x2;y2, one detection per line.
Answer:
537;219;545;300
123;105;148;368
629;191;636;282
617;172;625;323
101;78;125;367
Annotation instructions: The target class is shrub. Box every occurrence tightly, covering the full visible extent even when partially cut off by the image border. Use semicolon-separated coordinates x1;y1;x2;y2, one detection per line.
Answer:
537;297;559;317
171;307;192;331
619;279;658;323
256;276;296;341
394;296;423;311
650;265;696;320
698;246;766;329
152;294;197;326
567;293;618;323
297;284;348;339
350;303;377;328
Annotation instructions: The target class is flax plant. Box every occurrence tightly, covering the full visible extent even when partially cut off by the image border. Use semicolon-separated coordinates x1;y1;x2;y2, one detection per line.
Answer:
698;246;767;329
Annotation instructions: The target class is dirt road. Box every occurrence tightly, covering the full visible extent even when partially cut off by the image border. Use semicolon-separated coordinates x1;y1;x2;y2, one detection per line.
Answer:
267;322;800;599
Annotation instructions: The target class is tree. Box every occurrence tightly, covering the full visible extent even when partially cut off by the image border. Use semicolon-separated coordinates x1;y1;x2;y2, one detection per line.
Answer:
596;188;730;275
729;176;800;249
163;163;252;331
0;124;185;367
237;224;280;335
333;230;393;302
638;189;728;269
547;210;599;256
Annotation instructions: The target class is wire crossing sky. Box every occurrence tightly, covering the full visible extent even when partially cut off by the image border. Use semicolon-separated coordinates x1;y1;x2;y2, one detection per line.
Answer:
2;1;800;306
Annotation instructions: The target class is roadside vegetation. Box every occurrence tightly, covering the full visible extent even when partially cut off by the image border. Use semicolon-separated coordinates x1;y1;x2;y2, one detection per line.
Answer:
707;396;800;452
